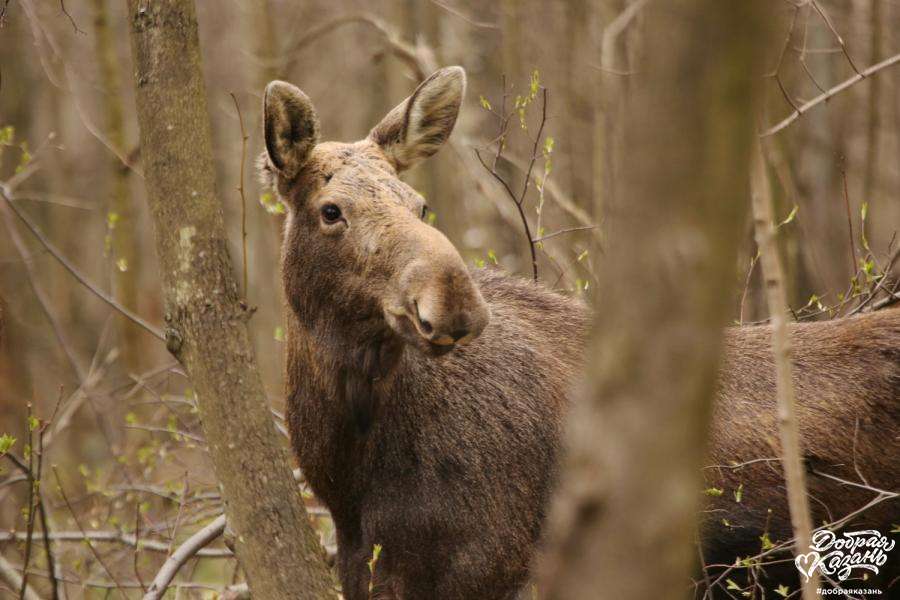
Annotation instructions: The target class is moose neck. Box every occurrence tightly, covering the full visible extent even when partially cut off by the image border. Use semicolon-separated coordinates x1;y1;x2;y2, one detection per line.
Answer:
284;286;407;431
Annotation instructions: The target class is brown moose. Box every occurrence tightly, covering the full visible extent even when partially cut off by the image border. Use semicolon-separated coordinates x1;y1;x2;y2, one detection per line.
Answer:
259;66;899;599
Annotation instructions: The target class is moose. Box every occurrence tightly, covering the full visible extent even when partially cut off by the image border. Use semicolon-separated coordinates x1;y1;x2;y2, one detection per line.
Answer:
259;66;900;599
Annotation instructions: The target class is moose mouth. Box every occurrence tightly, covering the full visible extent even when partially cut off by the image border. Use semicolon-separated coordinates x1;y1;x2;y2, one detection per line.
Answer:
425;340;456;357
382;307;458;358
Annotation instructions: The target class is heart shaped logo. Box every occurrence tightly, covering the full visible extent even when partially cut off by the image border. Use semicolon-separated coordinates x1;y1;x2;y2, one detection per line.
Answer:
795;551;820;581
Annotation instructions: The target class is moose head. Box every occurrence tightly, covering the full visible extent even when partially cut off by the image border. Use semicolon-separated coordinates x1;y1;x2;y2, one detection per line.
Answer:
259;67;490;360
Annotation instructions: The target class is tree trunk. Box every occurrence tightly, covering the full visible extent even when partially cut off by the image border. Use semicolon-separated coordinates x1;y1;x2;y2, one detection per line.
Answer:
124;1;334;598
93;0;140;371
540;2;771;599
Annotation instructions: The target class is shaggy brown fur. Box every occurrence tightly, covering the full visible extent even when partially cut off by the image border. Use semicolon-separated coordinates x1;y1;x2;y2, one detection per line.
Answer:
702;309;900;585
262;67;899;599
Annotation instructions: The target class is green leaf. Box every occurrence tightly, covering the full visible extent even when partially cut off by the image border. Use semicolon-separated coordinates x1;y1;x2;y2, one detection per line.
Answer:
529;70;540;98
704;487;724;497
259;192;286;215
274;326;285;342
759;532;774;550
28;416;39;432
0;434;16;455
479;95;492;111
0;125;14;145
775;584;790;597
733;483;743;503
543;136;555;156
726;579;741;591
778;205;798;227
367;544;383;593
487;249;498;265
16;142;31;173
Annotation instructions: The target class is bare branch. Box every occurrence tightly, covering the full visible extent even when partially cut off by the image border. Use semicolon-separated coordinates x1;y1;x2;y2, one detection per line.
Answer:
428;0;498;30
142;515;227;600
761;51;900;136
0;183;164;341
0;190;87;381
230;92;250;297
282;13;435;80
58;0;84;34
0;528;231;557
0;554;43;600
600;0;649;74
532;225;599;244
52;466;129;599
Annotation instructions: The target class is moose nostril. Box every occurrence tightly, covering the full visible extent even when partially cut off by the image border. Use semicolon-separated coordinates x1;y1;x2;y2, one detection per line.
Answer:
419;318;433;335
413;300;434;335
451;329;468;342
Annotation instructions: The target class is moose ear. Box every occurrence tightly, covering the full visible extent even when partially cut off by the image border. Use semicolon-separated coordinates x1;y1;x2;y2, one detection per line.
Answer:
369;66;466;172
263;80;320;179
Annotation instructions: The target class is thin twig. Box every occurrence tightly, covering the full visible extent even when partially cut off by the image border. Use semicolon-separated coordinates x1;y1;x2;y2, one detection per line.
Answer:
0;192;86;381
474;86;550;282
282;13;433;80
0;531;232;557
761;51;900;136
0;183;164;340
230;93;249;298
18;404;38;600
52;466;129;599
133;503;148;592
845;246;900;316
839;162;858;275
428;0;498;29
810;0;861;75
58;0;84;34
738;253;760;325
532;225;598;243
33;400;59;600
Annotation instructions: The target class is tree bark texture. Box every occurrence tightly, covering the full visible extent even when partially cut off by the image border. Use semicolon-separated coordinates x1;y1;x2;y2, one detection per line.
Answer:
540;2;772;599
125;1;335;598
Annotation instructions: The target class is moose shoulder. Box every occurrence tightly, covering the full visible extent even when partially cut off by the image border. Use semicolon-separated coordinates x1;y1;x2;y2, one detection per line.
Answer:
259;66;900;599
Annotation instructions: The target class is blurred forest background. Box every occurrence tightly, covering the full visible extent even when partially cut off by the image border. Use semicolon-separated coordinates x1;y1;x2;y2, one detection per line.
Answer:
0;0;898;597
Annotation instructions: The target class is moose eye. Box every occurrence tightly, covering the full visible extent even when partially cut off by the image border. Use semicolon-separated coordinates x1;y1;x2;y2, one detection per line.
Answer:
420;204;429;221
321;203;342;224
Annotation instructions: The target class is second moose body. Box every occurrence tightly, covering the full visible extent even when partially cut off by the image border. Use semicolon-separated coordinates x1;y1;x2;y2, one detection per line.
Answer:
260;67;900;599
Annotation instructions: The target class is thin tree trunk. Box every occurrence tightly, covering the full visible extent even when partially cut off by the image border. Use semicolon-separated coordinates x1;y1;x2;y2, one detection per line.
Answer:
540;2;771;599
750;138;819;600
125;1;334;598
93;0;140;370
862;0;882;239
